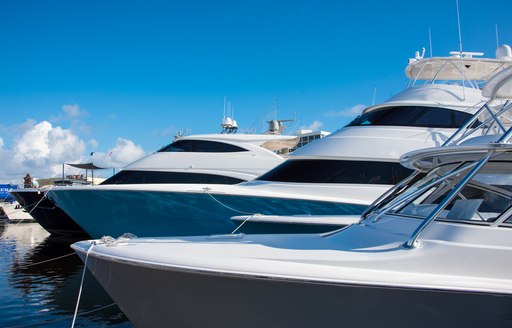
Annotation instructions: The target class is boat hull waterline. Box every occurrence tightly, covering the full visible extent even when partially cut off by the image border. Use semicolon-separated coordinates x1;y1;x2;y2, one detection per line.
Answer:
49;189;367;238
74;244;512;328
10;189;89;237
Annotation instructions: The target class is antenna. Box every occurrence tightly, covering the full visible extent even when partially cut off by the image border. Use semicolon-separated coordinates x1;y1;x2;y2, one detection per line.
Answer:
273;96;278;120
456;0;463;54
428;28;433;57
223;96;227;119
496;24;500;49
455;0;465;99
372;85;377;106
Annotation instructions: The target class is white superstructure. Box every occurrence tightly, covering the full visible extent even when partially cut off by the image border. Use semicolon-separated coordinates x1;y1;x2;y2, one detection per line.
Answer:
106;133;299;184
50;46;512;238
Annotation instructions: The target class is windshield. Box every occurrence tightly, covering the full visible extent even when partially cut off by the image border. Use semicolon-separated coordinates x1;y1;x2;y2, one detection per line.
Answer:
371;155;512;225
256;159;412;185
158;140;248;153
347;105;473;128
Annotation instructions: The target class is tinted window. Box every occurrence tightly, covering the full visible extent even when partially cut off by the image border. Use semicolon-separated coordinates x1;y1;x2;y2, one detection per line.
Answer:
256;160;412;185
101;170;245;185
347;106;472;128
159;140;247;153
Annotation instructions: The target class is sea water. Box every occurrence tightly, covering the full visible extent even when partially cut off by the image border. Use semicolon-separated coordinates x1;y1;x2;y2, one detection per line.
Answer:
0;221;132;327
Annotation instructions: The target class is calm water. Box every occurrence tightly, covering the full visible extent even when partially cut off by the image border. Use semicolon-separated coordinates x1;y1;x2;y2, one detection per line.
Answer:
0;220;132;328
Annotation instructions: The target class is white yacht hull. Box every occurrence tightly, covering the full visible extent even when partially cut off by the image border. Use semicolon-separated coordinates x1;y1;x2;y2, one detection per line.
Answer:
75;245;512;328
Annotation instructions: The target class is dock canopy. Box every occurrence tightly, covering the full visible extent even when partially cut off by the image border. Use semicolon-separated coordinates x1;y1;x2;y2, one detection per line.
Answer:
62;162;110;185
66;163;107;170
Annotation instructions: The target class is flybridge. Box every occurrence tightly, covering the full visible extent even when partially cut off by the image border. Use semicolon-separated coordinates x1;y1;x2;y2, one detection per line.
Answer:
406;45;512;89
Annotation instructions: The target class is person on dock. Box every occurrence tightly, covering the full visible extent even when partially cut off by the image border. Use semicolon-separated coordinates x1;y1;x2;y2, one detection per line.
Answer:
23;173;33;188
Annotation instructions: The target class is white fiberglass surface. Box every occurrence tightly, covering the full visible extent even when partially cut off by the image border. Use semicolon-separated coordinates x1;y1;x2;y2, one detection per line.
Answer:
291;125;455;160
73;216;512;294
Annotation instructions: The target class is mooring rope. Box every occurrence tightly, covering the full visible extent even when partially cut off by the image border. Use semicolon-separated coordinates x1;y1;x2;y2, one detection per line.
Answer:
2;238;115;328
27;186;55;216
204;189;255;216
71;242;95;328
3;303;117;328
231;214;259;234
70;235;127;327
17;252;77;269
202;189;259;234
0;186;55;225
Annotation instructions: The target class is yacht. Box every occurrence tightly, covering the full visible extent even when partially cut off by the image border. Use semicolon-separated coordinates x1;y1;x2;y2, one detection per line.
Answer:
71;65;512;328
51;46;512;239
12;130;300;236
10;176;94;237
1;184;34;223
103;132;299;184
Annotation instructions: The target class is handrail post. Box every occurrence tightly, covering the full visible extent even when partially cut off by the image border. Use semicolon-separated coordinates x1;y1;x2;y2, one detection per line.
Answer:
369;160;481;223
359;172;420;222
404;151;493;249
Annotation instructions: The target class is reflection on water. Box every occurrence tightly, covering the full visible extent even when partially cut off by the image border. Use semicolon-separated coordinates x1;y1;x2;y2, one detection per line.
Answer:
0;221;132;327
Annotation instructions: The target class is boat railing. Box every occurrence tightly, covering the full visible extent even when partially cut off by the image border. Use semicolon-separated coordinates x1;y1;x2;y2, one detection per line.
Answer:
407;58;480;89
406;45;512;91
366;160;482;224
442;100;512;146
403;150;494;248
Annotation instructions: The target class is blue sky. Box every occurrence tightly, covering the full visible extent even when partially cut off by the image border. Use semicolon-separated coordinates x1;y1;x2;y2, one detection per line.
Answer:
0;0;511;181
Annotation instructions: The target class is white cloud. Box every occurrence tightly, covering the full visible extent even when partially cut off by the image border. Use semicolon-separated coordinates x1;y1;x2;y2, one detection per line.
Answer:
300;120;324;131
90;138;146;169
325;104;366;119
89;139;99;149
49;104;93;136
0;120;86;183
110;138;146;164
48;125;86;163
52;104;87;122
62;104;84;119
0;115;149;184
73;122;93;135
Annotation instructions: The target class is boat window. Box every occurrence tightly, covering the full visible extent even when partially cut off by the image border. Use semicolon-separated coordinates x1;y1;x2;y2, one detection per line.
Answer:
158;140;248;153
394;160;512;224
256;159;412;185
347;106;473;128
101;170;245;185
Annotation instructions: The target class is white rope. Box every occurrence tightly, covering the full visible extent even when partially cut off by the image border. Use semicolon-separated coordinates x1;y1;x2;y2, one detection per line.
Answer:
231;214;258;234
15;252;76;269
202;190;261;234
69;234;131;327
27;186;55;215
1;186;55;225
3;303;117;328
205;191;255;215
71;242;95;328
